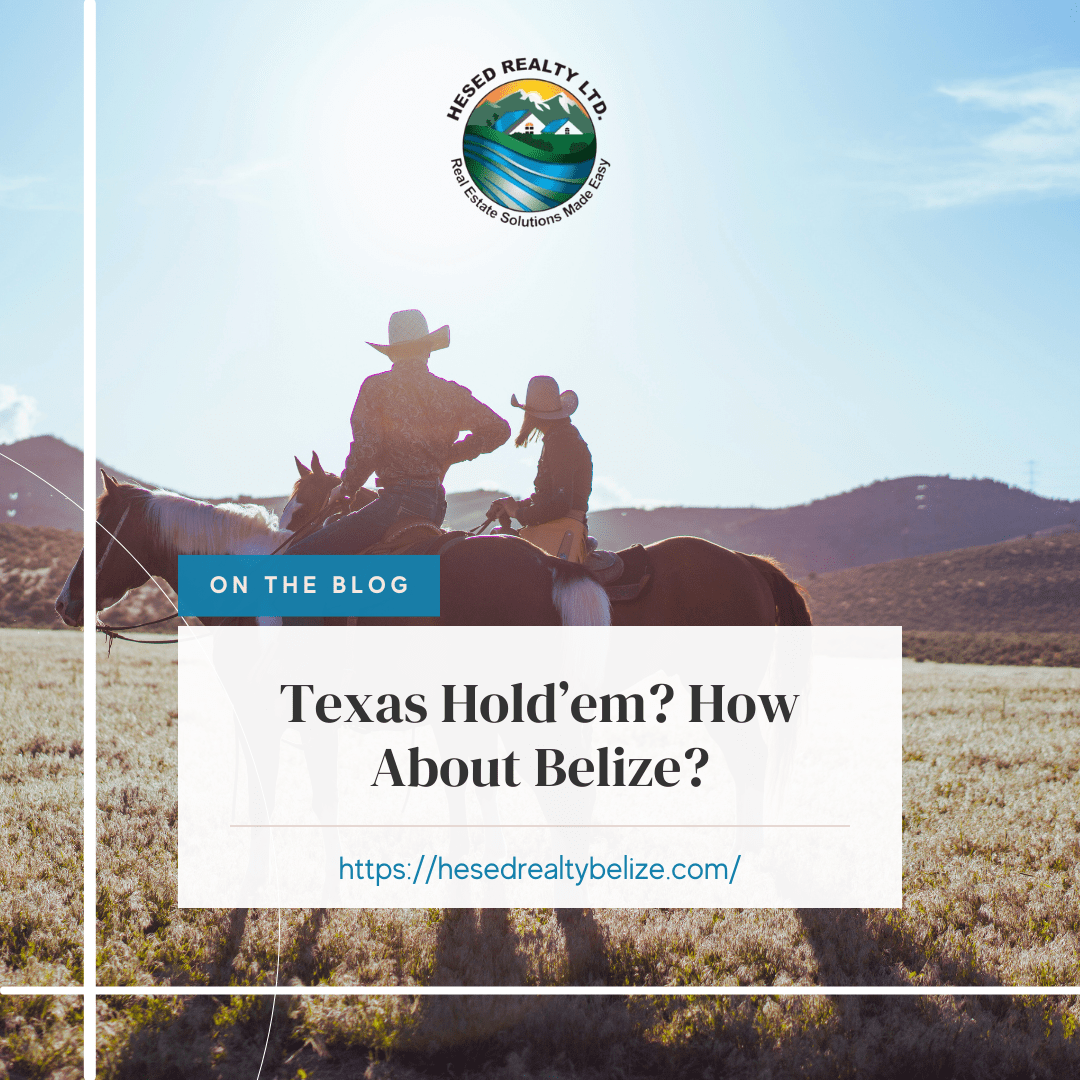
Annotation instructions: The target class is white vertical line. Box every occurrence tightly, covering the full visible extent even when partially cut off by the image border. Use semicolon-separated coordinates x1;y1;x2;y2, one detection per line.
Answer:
83;3;97;1077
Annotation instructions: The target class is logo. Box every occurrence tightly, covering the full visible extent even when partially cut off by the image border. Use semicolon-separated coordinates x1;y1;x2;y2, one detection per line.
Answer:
447;59;610;227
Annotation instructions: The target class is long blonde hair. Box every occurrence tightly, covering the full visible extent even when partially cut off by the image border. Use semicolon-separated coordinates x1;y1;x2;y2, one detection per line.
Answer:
515;414;542;448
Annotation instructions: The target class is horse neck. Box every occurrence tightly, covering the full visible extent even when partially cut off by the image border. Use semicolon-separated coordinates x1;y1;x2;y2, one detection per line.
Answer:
144;492;290;564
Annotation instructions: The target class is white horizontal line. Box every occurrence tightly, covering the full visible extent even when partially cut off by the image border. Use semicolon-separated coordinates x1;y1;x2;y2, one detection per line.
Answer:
231;823;851;828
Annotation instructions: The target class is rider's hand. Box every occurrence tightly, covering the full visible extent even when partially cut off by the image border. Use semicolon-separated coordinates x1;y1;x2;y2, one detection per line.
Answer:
488;497;517;518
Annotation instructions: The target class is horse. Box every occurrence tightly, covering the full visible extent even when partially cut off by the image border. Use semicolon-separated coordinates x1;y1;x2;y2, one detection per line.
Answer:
282;461;813;844
285;461;812;628
607;538;810;626
54;468;610;629
279;451;355;532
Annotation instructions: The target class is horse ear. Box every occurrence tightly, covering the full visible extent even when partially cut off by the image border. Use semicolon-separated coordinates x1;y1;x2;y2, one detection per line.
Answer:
101;469;119;496
295;455;311;477
311;451;325;477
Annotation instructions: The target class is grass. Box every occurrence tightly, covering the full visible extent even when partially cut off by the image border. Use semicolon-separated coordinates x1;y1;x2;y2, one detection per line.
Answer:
98;646;1080;994
0;629;84;1079
95;993;1080;1078
899;662;1080;987
0;996;82;1080
0;630;84;985
94;644;1080;1069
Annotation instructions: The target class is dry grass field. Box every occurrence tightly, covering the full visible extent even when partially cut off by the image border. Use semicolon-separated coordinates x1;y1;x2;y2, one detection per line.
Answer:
94;993;1080;1079
0;630;83;985
0;996;82;1080
95;640;1080;1069
0;629;84;1079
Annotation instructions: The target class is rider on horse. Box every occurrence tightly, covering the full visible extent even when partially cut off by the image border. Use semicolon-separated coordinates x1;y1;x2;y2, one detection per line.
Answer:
287;309;510;556
489;376;592;564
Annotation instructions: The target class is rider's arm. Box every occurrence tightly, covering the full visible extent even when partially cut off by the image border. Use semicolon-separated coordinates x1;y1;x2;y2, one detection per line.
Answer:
340;377;383;495
445;387;511;466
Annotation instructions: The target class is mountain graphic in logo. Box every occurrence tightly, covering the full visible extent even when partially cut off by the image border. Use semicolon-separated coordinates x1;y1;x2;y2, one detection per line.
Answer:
463;80;597;212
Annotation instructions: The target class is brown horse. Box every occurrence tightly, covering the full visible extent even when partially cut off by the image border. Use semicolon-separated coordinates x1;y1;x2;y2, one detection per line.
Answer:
54;455;343;628
286;462;811;627
54;465;610;628
281;461;811;848
608;538;810;625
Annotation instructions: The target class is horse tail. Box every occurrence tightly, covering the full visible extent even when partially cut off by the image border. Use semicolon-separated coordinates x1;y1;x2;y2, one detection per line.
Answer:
551;564;611;626
741;553;812;625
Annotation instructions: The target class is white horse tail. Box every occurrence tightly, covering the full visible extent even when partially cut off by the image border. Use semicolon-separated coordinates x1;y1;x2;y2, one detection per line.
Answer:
551;565;611;626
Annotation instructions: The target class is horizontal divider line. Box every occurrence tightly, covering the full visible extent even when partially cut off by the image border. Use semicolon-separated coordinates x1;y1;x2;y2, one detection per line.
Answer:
229;823;852;828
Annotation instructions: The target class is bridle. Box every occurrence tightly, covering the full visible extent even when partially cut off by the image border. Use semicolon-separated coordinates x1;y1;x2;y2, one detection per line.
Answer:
93;500;183;650
96;504;131;575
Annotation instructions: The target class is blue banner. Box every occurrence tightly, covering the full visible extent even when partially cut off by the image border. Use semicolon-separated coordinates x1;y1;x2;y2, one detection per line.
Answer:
177;555;440;617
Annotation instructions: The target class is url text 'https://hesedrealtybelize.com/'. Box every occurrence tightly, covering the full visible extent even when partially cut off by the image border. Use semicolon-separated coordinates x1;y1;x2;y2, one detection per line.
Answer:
338;852;742;887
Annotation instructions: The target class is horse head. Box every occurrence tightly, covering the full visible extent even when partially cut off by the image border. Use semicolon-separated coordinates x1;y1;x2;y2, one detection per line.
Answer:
55;471;157;626
280;451;341;532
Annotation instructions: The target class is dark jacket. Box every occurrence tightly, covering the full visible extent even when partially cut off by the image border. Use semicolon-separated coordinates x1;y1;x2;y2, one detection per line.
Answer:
515;421;592;526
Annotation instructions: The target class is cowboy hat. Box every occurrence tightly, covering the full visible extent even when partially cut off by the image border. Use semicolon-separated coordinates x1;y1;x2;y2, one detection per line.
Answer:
367;309;450;360
511;375;578;420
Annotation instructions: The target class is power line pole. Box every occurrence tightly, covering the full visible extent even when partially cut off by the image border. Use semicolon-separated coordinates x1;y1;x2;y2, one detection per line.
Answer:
1026;459;1037;492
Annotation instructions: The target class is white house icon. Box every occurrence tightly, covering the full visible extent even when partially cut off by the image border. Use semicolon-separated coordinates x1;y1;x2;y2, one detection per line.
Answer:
505;112;546;135
505;112;585;137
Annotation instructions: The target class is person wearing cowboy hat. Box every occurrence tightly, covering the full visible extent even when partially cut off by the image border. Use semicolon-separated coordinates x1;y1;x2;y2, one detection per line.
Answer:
489;375;592;563
287;309;510;557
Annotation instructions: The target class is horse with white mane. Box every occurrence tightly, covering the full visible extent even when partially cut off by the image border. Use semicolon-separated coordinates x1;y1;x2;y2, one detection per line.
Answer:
55;470;610;628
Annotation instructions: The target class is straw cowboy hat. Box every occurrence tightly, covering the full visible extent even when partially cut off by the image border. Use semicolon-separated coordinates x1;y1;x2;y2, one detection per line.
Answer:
511;375;579;420
368;309;450;361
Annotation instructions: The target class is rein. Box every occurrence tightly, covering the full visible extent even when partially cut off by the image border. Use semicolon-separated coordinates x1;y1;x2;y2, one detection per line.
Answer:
92;504;179;652
469;507;513;536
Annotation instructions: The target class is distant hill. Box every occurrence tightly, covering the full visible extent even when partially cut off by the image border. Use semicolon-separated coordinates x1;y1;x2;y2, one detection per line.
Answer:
0;523;81;628
0;434;157;531
7;438;1080;633
14;439;1071;576
0;436;83;529
588;476;1080;578
805;531;1080;632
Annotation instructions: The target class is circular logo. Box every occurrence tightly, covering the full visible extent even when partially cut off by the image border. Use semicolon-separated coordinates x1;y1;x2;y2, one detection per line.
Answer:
462;79;597;212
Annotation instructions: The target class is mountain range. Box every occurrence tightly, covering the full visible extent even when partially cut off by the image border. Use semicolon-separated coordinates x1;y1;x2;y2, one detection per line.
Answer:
467;90;594;135
3;437;1078;579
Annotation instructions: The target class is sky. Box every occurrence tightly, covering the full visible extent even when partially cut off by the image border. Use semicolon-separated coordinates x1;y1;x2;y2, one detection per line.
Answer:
0;1;82;448
5;2;1080;509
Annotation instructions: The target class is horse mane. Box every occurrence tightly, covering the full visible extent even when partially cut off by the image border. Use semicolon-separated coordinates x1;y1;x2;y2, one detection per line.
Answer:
137;488;286;556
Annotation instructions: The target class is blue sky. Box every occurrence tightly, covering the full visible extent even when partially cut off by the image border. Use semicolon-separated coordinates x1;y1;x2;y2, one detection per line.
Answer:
0;1;81;448
6;1;1080;508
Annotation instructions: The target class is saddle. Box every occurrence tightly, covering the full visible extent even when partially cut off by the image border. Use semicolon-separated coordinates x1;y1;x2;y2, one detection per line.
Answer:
349;517;653;603
584;540;653;602
360;515;468;557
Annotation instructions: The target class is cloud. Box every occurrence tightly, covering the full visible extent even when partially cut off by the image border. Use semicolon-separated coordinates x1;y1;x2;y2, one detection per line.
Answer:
589;475;662;511
0;174;50;209
0;385;41;443
907;69;1080;207
175;160;289;205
